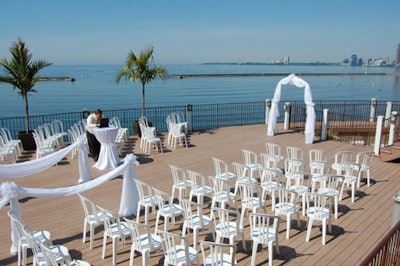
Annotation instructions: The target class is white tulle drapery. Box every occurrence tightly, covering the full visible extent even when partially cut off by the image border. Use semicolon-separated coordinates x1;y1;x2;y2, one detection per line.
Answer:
1;153;140;254
267;74;316;144
0;137;91;183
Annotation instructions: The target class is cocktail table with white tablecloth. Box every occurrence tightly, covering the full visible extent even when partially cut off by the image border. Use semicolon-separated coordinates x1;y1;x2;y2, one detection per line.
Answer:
93;126;121;170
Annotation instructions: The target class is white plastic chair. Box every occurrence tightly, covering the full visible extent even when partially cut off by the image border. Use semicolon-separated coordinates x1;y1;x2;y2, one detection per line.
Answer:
186;169;214;206
211;207;246;252
336;162;361;203
51;119;69;146
77;193;111;249
309;161;331;194
21;225;71;266
305;192;333;245
200;241;237;266
1;128;23;156
356;151;373;187
273;188;300;239
317;175;344;219
180;198;214;250
123;218;162;266
97;206;131;265
286;146;305;160
32;132;55;159
170;164;191;200
259;167;284;211
208;176;237;211
8;211;52;266
286;172;310;216
284;158;307;187
265;142;285;165
331;151;353;174
232;162;258;193
167;120;188;149
0;133;18;164
212;157;236;181
237;183;267;228
153;187;184;233
159;230;200;266
260;152;279;169
134;179;162;224
249;213;280;266
242;149;263;178
39;242;91;266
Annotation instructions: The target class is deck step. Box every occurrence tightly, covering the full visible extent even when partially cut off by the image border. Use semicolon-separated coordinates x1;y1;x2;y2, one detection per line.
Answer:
380;143;400;162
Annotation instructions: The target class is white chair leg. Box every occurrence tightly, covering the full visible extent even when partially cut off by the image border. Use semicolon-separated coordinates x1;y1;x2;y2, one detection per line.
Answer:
251;241;258;266
268;241;273;266
322;219;327;245
306;218;313;242
286;214;291;239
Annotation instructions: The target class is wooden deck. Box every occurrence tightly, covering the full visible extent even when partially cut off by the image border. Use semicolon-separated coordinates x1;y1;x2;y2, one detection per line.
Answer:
1;124;399;265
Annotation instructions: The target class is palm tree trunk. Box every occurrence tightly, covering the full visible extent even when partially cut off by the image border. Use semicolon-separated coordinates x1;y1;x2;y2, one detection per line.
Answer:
24;95;29;133
141;82;145;117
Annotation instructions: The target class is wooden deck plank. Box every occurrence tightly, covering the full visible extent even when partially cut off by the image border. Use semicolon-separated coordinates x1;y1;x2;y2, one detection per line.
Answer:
0;124;399;265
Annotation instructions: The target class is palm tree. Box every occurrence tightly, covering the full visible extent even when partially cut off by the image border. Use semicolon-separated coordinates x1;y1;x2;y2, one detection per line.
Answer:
0;38;52;133
115;47;167;117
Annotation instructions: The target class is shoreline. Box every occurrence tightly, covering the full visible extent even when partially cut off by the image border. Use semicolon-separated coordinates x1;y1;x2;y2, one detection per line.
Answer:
170;72;400;79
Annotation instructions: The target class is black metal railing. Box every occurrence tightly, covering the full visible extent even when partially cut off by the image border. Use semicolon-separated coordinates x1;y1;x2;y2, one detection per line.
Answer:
1;100;399;142
360;220;400;265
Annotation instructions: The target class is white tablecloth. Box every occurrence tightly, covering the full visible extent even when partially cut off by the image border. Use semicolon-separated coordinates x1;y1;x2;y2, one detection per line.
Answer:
93;126;121;170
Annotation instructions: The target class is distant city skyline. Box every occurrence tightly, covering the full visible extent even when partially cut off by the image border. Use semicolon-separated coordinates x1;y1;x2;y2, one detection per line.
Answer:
0;0;399;65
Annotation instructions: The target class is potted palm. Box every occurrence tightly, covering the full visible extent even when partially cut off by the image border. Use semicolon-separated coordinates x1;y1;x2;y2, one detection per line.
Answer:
0;38;52;150
115;46;167;137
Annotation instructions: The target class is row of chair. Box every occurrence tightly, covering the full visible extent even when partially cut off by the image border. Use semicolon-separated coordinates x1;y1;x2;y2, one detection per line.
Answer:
0;128;23;163
32;120;69;158
8;210;90;266
77;191;237;265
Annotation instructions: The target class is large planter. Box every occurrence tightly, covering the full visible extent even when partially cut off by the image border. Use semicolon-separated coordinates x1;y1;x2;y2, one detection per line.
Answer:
18;131;36;150
132;121;141;138
132;120;152;138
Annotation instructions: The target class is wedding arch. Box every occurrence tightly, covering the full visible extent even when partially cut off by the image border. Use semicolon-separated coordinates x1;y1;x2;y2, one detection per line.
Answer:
267;74;316;144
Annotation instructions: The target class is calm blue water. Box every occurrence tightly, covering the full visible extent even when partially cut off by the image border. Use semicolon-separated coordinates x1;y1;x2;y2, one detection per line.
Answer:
1;64;399;118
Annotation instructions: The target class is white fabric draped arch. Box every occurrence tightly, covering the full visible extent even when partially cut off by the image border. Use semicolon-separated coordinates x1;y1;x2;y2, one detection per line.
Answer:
267;74;316;144
0;136;91;183
1;153;140;254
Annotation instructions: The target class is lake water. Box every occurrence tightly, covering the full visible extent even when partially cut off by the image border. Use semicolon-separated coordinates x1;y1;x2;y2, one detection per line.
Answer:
1;64;399;118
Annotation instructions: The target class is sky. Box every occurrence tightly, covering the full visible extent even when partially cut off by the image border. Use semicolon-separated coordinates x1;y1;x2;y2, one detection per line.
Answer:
0;0;399;65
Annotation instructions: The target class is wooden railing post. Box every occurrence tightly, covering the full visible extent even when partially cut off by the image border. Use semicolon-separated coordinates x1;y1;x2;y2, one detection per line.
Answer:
321;108;329;141
388;111;398;146
374;115;384;156
284;102;291;130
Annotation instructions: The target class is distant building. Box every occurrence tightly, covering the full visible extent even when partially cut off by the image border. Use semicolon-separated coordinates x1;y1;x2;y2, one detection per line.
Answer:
283;55;290;65
350;54;358;66
396;43;400;66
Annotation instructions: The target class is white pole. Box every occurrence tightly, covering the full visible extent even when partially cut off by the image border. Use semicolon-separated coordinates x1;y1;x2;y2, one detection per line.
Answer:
374;115;384;156
369;98;377;122
284;102;291;130
388;111;398;146
385;101;393;127
321;109;329;141
265;99;271;125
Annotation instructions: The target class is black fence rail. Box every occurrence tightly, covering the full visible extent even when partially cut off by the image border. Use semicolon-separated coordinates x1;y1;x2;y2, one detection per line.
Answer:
288;100;400;146
1;100;399;143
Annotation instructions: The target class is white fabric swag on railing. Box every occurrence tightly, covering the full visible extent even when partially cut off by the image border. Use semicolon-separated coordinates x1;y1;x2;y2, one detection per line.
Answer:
1;153;140;254
267;73;316;144
0;136;91;183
